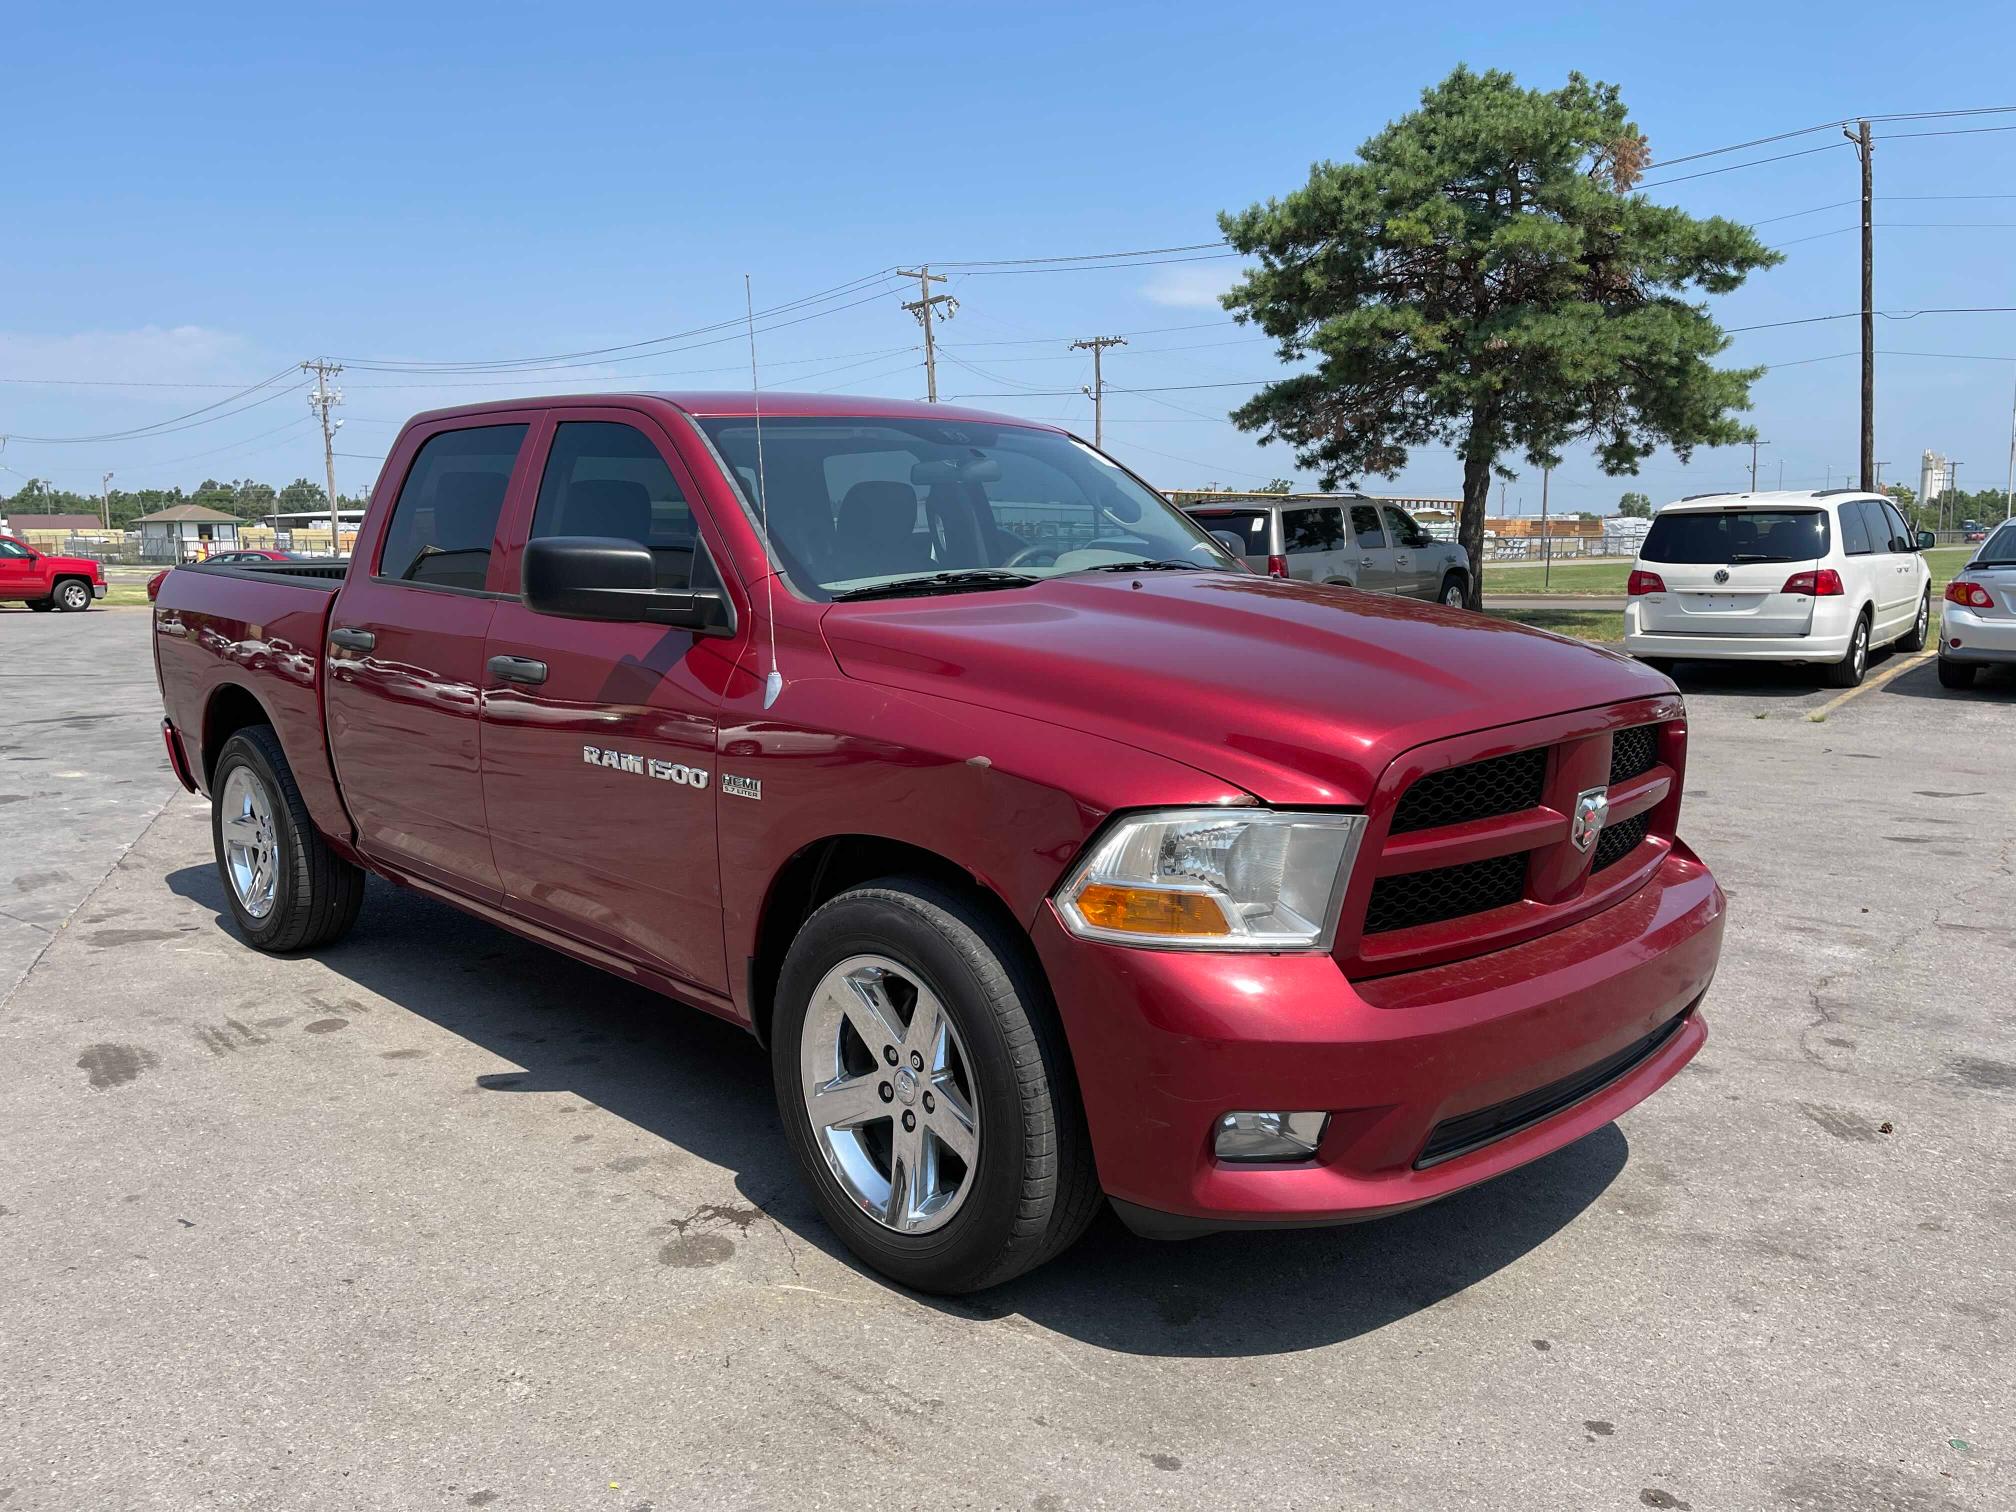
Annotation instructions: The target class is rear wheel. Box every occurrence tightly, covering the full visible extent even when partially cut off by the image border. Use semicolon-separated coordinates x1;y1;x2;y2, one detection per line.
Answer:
1823;611;1871;688
1897;589;1930;652
1638;656;1677;676
1937;658;1976;690
52;579;92;612
210;726;365;952
771;877;1100;1293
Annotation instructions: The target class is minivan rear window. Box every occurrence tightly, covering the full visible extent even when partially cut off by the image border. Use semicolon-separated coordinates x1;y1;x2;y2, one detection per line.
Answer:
1189;510;1271;556
1641;509;1829;565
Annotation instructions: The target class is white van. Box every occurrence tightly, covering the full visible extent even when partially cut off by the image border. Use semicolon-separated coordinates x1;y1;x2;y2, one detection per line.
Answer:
1623;490;1933;687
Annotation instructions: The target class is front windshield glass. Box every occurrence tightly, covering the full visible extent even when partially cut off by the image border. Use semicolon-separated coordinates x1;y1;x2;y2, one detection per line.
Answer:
694;416;1240;599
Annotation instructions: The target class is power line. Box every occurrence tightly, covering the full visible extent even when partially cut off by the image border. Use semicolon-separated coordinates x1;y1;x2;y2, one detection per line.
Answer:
1636;141;1850;190
3;372;308;445
932;240;1227;269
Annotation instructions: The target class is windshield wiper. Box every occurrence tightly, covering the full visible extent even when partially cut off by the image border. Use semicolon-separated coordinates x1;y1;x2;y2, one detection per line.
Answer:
830;569;1041;602
1726;553;1794;563
1067;558;1217;574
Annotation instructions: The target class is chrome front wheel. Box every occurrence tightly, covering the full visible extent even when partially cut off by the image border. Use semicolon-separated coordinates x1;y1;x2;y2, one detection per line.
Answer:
219;765;280;919
798;954;980;1235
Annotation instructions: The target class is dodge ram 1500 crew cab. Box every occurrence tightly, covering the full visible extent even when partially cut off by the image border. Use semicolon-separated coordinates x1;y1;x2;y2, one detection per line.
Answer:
152;392;1723;1293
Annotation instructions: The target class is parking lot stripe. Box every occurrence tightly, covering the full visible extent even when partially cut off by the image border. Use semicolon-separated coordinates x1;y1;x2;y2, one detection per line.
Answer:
1805;649;1935;722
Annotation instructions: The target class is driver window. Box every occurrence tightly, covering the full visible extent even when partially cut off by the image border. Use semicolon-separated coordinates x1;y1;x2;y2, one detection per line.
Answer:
1383;505;1430;549
0;539;33;559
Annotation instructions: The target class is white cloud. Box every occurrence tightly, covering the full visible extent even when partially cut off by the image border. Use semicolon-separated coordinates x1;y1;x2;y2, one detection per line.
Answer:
1139;264;1239;310
0;324;250;385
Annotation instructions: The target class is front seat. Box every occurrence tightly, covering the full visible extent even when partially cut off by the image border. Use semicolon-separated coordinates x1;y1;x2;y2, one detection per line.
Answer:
559;478;652;543
833;481;929;580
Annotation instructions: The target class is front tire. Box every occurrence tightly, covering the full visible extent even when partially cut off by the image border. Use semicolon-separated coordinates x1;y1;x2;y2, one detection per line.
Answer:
210;726;365;952
1438;572;1467;609
1938;658;1976;690
1898;589;1930;652
53;579;93;612
1823;611;1871;688
772;877;1100;1293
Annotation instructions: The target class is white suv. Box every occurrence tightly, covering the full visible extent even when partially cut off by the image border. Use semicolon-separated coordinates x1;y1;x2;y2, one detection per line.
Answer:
1623;490;1933;687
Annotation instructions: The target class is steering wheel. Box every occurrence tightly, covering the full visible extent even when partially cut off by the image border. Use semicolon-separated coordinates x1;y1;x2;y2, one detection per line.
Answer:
1001;543;1062;569
1002;537;1150;570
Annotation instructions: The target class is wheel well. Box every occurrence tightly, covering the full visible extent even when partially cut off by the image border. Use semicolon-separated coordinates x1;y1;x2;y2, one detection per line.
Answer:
201;684;272;785
747;835;1021;1046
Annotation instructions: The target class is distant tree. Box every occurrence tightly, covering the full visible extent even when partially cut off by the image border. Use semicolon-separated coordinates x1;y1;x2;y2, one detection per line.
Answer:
232;480;278;519
1256;478;1294;494
277;478;329;513
1219;67;1780;605
1618;491;1654;519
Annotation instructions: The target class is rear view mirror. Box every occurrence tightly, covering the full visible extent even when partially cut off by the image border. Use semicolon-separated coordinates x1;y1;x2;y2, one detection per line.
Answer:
523;536;732;635
1917;530;1936;551
911;457;1003;485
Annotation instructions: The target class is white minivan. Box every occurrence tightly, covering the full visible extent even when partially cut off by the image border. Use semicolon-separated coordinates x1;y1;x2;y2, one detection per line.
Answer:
1623;490;1933;687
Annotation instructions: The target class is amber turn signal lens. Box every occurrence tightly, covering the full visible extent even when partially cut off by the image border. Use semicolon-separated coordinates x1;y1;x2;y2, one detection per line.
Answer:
1072;883;1227;937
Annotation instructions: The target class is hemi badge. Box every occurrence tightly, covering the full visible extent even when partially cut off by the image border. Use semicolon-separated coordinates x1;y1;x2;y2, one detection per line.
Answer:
722;774;761;800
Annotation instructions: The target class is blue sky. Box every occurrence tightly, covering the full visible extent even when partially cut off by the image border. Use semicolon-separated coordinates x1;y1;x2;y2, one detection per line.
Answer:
5;0;2015;514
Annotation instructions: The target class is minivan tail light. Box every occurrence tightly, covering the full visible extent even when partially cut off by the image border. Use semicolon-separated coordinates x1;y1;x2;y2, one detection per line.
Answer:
1266;553;1289;578
1627;570;1666;596
1780;569;1843;597
1946;580;1994;608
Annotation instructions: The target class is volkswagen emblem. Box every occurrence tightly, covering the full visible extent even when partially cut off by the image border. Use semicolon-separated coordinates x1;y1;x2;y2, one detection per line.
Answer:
1570;786;1610;854
1713;568;1731;585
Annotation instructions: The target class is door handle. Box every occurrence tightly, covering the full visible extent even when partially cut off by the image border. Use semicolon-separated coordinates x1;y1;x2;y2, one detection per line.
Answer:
487;654;548;686
330;627;375;652
1360;556;1375;566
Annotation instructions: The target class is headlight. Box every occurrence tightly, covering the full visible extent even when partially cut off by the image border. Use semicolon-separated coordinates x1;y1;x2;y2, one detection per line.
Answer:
1056;808;1365;950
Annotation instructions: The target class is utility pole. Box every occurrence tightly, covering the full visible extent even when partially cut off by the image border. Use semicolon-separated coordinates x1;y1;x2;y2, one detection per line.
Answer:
303;360;344;555
100;471;113;532
1540;465;1552;590
1069;335;1127;448
1845;120;1875;492
896;268;956;402
1949;461;1962;532
1748;438;1771;492
1777;457;1785;490
2004;371;2015;520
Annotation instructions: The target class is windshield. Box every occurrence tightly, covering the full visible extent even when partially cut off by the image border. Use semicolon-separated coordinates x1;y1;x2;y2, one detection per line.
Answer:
1641;508;1829;565
1976;524;2016;566
694;416;1240;599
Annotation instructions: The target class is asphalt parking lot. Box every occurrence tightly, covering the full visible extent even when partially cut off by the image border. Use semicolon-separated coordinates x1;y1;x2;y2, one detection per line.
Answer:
2;608;2010;1511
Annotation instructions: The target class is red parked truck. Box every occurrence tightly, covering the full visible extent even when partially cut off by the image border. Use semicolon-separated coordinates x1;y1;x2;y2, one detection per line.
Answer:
0;533;107;611
151;393;1723;1292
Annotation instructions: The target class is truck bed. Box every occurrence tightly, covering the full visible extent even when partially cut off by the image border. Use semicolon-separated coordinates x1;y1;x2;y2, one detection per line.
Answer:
153;560;354;847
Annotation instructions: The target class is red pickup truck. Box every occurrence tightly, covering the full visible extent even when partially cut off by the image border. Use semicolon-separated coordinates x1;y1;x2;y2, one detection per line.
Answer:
152;392;1722;1292
0;533;107;611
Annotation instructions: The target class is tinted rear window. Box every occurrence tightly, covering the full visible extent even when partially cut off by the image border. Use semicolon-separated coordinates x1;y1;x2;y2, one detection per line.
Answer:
1641;509;1828;565
378;424;527;588
1189;510;1271;556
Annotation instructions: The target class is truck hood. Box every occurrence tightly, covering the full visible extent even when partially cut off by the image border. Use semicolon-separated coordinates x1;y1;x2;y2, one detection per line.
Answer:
41;554;101;575
822;572;1669;806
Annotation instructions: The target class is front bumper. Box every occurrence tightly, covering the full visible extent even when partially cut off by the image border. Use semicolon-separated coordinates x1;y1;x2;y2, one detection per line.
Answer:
1034;843;1722;1233
1940;605;2016;664
92;582;107;599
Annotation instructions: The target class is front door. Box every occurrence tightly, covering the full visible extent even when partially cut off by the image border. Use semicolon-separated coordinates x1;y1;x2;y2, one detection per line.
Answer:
478;412;737;994
0;538;39;600
1382;505;1436;597
323;418;537;902
1873;499;1921;636
1349;503;1399;592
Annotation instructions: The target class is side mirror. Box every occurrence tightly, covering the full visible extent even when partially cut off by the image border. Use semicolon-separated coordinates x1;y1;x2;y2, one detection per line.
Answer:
522;536;732;635
1917;530;1936;551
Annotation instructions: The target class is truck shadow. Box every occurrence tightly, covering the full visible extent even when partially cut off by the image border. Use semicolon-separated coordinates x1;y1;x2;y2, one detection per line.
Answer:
167;862;1628;1359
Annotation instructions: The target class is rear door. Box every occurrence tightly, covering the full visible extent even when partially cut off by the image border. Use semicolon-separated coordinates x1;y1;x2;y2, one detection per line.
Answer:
1634;507;1827;636
324;416;537;901
477;410;738;994
1187;508;1274;571
1281;505;1349;582
1349;503;1400;591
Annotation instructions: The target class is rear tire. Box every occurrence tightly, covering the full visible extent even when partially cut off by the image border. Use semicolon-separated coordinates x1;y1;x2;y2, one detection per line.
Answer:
1822;611;1871;688
1897;589;1930;652
210;725;365;953
771;877;1100;1293
52;578;93;612
1638;656;1677;676
1937;658;1976;690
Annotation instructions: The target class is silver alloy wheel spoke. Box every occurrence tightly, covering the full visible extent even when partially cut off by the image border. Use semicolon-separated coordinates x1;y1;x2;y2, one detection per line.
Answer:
220;767;280;919
799;953;980;1235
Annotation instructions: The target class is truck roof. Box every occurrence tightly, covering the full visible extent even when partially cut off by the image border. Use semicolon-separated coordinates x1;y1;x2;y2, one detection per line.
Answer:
405;391;1055;429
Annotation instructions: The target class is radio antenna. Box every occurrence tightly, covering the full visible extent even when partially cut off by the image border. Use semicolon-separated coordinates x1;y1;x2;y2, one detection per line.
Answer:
746;274;783;710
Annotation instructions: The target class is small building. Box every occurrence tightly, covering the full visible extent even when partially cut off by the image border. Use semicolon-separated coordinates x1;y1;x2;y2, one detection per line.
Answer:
134;504;243;560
